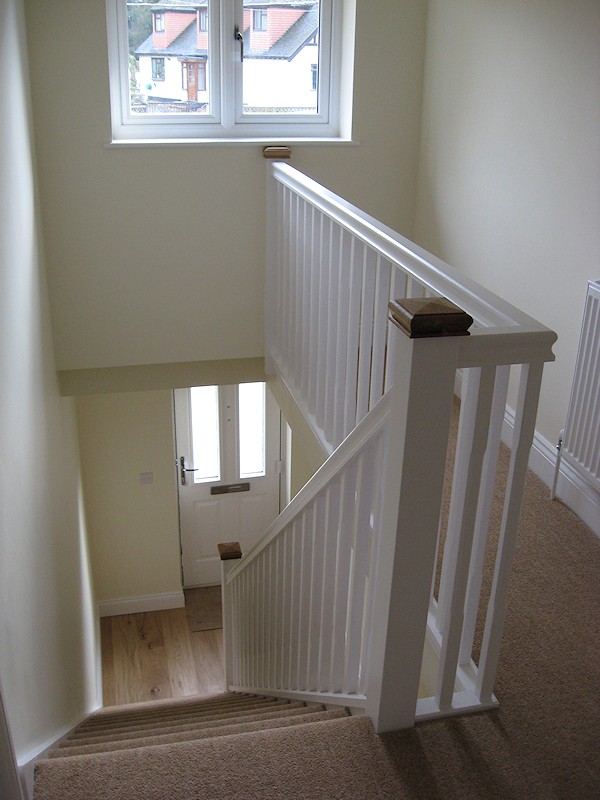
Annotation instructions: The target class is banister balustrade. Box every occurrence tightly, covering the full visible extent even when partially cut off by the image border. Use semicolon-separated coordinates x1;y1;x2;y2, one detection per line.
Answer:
221;163;557;732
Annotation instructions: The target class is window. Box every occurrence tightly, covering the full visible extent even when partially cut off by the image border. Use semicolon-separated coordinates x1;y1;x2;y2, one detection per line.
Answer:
189;383;267;484
105;0;348;141
252;9;267;31
151;57;165;81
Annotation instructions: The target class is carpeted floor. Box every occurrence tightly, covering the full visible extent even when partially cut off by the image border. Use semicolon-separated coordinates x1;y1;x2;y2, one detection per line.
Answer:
35;450;600;799
381;459;600;799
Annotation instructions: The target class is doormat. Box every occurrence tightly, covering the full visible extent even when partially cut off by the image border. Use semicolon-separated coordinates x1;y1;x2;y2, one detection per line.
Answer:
183;586;222;632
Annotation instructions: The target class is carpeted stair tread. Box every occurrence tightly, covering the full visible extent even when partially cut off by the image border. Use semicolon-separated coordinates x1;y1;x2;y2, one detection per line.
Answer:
48;708;350;758
56;702;324;752
74;696;287;736
35;716;403;800
63;701;309;744
89;690;250;719
81;693;276;730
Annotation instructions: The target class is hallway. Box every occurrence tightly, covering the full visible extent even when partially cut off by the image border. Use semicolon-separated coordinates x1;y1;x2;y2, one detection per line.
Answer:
100;608;225;707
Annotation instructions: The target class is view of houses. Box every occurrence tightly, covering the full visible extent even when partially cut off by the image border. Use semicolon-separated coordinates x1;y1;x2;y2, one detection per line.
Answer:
128;0;320;114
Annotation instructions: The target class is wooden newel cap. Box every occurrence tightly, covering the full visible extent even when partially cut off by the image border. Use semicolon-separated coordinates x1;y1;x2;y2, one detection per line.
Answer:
218;541;243;560
388;297;473;338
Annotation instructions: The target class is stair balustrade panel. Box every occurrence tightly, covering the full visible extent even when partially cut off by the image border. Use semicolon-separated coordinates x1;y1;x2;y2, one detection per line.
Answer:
225;414;388;703
222;163;560;730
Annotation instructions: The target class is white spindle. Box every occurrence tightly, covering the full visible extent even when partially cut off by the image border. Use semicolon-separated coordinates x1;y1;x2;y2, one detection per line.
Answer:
329;465;357;689
356;248;377;422
306;495;324;690
317;481;341;690
344;447;378;693
344;239;361;435
459;364;510;666
370;256;391;408
476;362;545;703
435;366;496;710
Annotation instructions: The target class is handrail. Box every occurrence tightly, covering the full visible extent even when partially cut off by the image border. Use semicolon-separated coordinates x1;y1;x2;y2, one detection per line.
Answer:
269;162;555;346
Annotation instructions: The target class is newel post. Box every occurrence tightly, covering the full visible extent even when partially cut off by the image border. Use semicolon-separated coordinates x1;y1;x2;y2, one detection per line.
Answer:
366;298;472;733
218;542;242;689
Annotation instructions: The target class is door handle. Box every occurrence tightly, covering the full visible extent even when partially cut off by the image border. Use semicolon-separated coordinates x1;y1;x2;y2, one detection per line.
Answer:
179;456;198;486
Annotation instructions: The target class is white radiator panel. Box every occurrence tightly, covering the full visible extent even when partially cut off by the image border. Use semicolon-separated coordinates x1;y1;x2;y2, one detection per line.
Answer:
562;280;600;492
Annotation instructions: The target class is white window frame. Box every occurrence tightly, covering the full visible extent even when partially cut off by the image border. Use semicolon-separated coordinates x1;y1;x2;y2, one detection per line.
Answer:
105;0;345;142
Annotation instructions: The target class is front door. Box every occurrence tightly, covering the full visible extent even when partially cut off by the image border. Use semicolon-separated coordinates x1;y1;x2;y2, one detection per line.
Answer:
174;383;281;586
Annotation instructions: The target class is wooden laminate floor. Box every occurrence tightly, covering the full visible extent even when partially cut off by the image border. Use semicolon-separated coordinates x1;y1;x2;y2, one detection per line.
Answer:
100;607;225;707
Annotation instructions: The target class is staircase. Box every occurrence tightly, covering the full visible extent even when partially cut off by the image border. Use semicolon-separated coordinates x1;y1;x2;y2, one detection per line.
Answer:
33;692;405;799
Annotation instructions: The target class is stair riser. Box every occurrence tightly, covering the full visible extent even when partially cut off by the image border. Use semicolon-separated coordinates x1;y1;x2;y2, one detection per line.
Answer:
49;709;349;758
64;701;304;744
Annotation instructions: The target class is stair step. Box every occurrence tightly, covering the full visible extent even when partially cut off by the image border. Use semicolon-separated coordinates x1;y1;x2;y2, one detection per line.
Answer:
71;696;287;737
77;692;280;731
58;701;314;750
49;707;349;758
34;716;396;800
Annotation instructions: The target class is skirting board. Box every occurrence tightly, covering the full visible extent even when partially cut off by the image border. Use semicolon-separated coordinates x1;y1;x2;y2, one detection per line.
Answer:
454;370;599;537
502;407;600;537
17;708;97;800
98;591;185;617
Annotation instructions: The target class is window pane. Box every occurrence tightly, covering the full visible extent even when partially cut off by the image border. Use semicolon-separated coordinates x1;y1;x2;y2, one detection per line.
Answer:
190;385;220;483
241;0;320;115
239;383;266;478
126;1;211;115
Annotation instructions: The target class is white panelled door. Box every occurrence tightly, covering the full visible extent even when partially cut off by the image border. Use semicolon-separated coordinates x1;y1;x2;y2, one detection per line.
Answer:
174;383;281;587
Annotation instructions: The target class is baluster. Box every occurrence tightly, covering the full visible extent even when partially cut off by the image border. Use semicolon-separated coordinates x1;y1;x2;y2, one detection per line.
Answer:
332;229;351;447
324;224;342;447
344;445;378;693
275;536;285;689
289;519;304;689
356;248;377;423
370;257;391;408
299;200;311;404
384;270;407;393
314;215;331;434
343;239;361;437
329;464;358;690
306;493;326;690
307;208;321;418
435;365;496;710
281;527;293;689
317;481;341;690
476;362;544;703
297;505;314;690
459;364;510;667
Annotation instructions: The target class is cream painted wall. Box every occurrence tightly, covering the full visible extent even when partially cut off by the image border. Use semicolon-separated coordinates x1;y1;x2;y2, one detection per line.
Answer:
76;391;182;604
414;0;600;446
0;0;98;767
24;0;427;372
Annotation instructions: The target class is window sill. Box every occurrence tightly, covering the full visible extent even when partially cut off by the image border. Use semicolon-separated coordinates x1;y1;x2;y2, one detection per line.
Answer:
105;137;359;148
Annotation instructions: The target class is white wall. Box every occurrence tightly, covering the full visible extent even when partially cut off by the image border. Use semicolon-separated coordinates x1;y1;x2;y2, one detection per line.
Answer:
24;0;428;372
76;391;182;608
0;0;98;771
414;0;600;448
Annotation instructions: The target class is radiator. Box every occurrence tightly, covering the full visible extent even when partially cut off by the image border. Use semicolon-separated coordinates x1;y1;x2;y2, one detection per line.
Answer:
554;280;600;496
